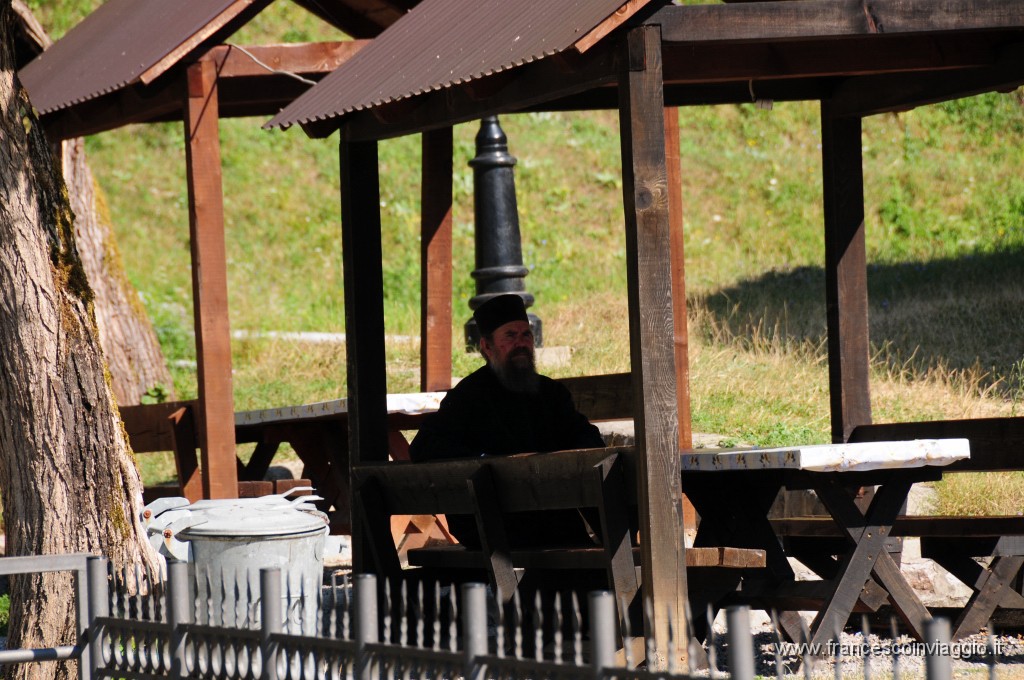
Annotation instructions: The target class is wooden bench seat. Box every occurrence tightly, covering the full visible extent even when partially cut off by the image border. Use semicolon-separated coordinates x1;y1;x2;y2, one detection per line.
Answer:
406;544;765;571
772;515;1024;538
773;514;1024;639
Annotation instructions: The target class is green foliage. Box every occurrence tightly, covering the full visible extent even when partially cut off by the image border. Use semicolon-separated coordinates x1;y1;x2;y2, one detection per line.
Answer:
0;594;9;636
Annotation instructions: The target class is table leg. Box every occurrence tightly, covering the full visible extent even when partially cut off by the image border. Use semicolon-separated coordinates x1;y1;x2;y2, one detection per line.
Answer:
688;480;794;583
953;554;1024;640
811;477;930;646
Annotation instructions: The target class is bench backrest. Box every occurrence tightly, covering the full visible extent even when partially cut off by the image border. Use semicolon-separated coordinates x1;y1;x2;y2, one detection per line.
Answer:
119;400;196;453
353;447;627;517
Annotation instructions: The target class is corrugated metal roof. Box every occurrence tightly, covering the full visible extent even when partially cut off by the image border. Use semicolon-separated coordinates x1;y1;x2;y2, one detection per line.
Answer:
267;0;642;130
19;0;268;115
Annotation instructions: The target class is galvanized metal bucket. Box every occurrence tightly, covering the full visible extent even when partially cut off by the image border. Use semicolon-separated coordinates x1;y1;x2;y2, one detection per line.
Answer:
143;490;328;632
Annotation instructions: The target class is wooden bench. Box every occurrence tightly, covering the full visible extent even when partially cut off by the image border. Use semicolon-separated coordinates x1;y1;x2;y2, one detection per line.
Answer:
353;448;765;631
119;400;314;503
771;417;1024;639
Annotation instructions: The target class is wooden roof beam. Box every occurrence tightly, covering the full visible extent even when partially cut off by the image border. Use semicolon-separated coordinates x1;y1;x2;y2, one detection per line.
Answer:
139;0;272;84
646;0;1024;44
828;43;1024;117
203;41;368;78
40;78;182;140
661;34;998;84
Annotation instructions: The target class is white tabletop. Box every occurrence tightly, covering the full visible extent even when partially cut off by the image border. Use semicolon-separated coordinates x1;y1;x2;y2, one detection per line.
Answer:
680;438;970;473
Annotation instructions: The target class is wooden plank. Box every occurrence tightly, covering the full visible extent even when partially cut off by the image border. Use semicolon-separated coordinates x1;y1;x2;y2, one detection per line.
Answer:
664;108;692;449
618;25;687;669
140;0;268;84
734;579;887;614
237;481;275;498
596;456;641;618
204;41;367;79
821;104;871;442
776;515;1024;538
241;439;279;481
849;417;1024;472
559;373;633;421
407;546;764;570
953;557;1024;639
340;138;389;572
574;0;649;54
340;140;389;465
664;106;697;536
660;34;1000;84
649;0;1024;44
827;49;1024;118
184;60;238;499
40;79;181;140
468;467;520;601
352;449;622;516
357;478;403;580
419;127;453;392
169;405;203;503
119;400;197;453
274;478;314;495
813;478;929;644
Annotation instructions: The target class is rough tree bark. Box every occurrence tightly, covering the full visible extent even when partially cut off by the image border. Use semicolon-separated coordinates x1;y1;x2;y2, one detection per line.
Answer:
13;0;176;406
63;138;177;406
0;3;161;679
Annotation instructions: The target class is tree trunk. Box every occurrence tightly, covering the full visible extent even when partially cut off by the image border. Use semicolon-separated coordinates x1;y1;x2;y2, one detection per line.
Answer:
12;0;175;407
62;138;177;406
0;4;161;679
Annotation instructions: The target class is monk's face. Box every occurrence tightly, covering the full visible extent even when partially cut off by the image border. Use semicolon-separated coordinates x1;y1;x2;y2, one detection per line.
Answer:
483;321;540;391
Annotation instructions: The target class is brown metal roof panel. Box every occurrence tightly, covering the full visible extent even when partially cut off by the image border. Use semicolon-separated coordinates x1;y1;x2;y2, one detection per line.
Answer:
268;0;644;129
19;0;261;115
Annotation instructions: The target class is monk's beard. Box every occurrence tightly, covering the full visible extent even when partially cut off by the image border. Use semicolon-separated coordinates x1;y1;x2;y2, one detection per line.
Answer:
489;348;539;394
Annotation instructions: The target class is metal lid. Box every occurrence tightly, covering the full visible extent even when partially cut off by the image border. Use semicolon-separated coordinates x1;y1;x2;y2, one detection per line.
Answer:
144;492;328;538
179;503;327;538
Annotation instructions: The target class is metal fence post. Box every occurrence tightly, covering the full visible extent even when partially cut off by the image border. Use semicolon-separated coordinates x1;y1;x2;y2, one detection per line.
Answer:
167;560;191;680
261;568;282;680
726;606;755;680
924;618;951;680
589;591;616;680
462;583;487;680
85;556;109;680
354;574;378;680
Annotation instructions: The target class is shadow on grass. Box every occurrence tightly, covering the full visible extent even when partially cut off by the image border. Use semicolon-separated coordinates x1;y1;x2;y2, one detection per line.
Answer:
694;245;1024;398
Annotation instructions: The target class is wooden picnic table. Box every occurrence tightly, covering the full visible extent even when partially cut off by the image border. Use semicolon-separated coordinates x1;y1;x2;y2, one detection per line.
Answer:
677;438;970;647
232;392;445;531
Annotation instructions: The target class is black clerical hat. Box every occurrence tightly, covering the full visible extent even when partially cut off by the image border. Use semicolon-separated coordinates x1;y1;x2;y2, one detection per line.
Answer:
474;294;529;336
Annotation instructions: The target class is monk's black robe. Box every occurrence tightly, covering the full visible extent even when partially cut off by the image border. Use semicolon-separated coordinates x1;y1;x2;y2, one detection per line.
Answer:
409;365;606;548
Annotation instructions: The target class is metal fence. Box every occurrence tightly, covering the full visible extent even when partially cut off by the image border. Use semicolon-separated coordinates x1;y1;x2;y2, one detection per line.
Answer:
0;554;1011;680
90;562;720;680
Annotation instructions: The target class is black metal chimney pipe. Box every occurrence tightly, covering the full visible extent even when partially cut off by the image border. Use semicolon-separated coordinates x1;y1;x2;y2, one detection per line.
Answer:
464;116;542;349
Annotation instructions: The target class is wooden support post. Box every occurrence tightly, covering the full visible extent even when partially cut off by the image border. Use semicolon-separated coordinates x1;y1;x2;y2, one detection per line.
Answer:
664;106;697;536
664;108;692;449
821;103;872;443
340;138;390;573
619;25;687;669
420;127;454;392
184;59;237;499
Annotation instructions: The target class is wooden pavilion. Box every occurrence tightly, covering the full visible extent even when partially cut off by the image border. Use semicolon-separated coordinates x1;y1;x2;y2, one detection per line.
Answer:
267;0;1024;663
18;0;435;500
